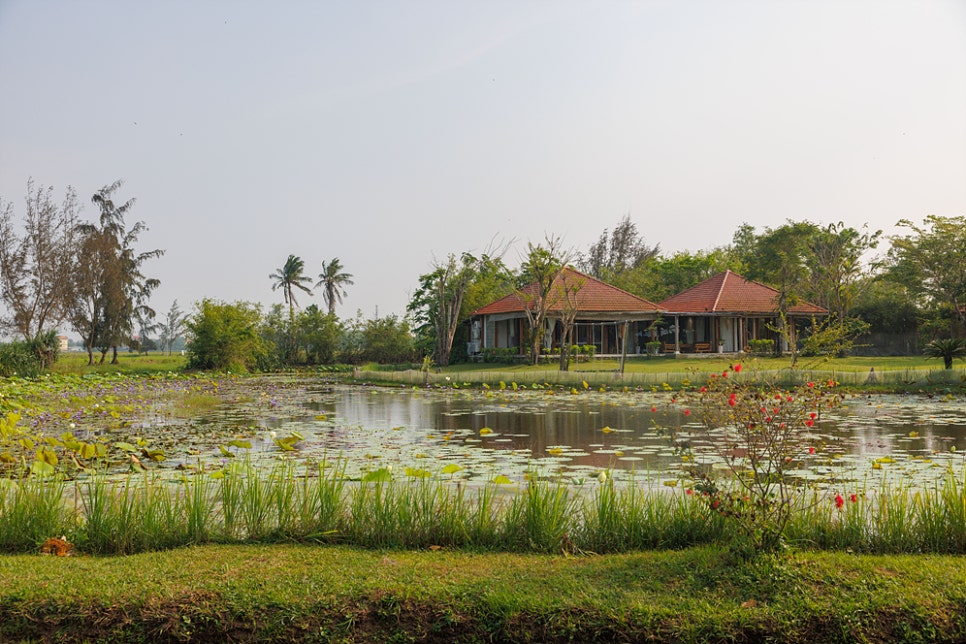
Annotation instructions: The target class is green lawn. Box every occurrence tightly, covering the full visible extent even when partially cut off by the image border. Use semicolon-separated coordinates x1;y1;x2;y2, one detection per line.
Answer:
50;350;187;375
2;545;963;643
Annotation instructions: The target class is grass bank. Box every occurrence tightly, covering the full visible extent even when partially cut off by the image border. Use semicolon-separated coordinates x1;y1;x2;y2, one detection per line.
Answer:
359;355;966;392
2;544;964;643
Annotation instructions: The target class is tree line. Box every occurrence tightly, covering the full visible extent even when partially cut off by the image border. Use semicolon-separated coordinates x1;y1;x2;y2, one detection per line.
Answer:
0;180;163;367
2;178;963;372
407;214;966;368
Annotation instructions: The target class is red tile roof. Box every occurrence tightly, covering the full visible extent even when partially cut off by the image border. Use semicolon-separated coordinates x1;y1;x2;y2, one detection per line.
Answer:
658;270;827;315
473;267;663;316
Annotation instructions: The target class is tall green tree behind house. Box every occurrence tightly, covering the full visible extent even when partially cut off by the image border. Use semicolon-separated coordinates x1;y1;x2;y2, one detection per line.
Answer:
580;214;660;283
316;258;354;316
804;222;881;321
888;215;966;335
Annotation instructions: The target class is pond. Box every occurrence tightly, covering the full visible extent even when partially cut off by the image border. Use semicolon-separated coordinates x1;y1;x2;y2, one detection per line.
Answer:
159;376;966;489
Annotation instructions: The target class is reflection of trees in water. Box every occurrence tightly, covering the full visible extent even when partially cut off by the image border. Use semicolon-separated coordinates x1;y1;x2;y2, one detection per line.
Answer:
323;388;966;474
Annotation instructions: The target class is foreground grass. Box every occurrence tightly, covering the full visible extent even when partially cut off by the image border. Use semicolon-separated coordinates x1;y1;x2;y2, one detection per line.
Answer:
1;544;964;643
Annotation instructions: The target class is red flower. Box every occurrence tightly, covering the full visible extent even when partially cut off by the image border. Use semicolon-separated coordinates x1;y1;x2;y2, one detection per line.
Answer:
722;371;728;378
787;396;793;402
700;386;707;393
835;494;844;508
810;412;817;419
684;409;691;416
728;398;736;407
765;416;772;422
850;494;858;503
686;488;694;495
807;382;815;388
808;446;815;454
651;406;657;413
805;420;814;427
734;364;742;373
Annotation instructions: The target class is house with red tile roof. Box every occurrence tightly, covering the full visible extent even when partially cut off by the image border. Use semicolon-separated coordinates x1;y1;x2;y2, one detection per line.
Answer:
657;270;827;353
469;267;664;357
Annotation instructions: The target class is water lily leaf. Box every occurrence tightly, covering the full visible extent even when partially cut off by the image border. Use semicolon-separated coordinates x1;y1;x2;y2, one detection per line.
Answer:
363;468;392;482
0;452;15;464
114;442;137;452
493;475;513;485
315;414;327;421
274;438;297;452
441;464;462;474
404;467;431;478
19;438;34;450
219;445;235;457
79;443;97;460
479;428;493;435
209;469;226;479
228;439;252;449
30;459;55;476
39;448;58;467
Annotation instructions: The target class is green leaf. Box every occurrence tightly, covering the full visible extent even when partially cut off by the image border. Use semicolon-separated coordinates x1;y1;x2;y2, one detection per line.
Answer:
114;442;137;452
227;439;252;449
30;459;55;476
362;468;392;483
441;464;462;474
404;467;431;479
493;475;513;485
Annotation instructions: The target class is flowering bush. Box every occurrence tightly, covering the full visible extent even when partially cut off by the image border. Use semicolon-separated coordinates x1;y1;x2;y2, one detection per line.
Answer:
666;365;845;555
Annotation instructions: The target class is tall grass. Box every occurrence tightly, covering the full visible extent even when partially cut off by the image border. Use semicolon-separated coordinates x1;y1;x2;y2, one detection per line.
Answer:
0;476;68;550
2;461;965;556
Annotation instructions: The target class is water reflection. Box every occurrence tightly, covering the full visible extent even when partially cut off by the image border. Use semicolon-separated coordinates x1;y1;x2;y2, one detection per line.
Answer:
277;385;966;485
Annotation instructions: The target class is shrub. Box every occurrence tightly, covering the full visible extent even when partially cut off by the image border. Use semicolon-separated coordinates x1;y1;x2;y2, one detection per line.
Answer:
0;340;43;377
747;339;774;356
185;300;269;372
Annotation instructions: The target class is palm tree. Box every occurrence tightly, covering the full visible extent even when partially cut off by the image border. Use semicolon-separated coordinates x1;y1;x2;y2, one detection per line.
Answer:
269;255;313;321
316;258;354;315
924;337;966;370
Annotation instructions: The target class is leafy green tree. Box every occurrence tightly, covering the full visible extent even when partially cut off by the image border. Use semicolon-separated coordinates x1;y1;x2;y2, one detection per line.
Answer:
270;255;313;321
850;279;920;334
298;304;342;364
360;314;415;364
517;236;573;365
316;258;354;316
407;251;510;367
623;249;734;302
261;303;298;365
804;222;881;321
888;215;966;333
185;300;267;372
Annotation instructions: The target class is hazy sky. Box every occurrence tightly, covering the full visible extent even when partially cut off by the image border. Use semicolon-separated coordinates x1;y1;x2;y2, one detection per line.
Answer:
1;1;964;323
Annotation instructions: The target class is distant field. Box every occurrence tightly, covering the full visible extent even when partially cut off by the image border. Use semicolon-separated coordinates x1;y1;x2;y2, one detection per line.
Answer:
50;351;187;375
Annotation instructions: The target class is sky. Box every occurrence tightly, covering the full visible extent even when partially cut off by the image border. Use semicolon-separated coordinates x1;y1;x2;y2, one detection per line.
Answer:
1;1;964;327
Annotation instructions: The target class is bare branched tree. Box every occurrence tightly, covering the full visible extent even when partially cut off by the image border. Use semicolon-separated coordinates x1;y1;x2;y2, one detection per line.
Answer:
0;180;80;341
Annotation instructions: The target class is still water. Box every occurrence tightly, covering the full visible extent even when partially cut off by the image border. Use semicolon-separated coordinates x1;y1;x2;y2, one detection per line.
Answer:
211;380;966;487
